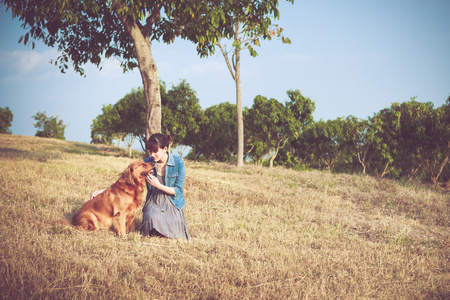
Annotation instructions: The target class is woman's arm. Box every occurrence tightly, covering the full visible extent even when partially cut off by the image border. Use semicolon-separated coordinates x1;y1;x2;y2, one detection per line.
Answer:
146;174;175;195
171;158;185;198
145;157;185;197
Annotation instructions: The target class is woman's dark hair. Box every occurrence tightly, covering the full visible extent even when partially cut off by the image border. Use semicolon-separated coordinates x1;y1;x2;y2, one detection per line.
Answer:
146;134;171;153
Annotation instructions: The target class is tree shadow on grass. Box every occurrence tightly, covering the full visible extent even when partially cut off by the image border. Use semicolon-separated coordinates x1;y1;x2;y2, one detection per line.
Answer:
64;142;127;156
0;143;141;161
0;147;61;161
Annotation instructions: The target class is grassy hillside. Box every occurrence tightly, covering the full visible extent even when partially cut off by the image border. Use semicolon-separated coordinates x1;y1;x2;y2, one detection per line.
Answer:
0;134;448;299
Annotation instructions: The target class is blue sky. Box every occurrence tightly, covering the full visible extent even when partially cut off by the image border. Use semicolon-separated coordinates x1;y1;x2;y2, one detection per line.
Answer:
1;0;449;148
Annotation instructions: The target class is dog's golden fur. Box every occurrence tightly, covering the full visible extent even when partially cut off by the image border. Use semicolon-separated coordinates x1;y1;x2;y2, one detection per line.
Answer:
67;160;153;236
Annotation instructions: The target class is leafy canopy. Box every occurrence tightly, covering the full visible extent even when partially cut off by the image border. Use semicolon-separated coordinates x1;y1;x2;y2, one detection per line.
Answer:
161;80;204;149
0;107;13;134
1;0;232;75
32;111;66;140
91;80;203;150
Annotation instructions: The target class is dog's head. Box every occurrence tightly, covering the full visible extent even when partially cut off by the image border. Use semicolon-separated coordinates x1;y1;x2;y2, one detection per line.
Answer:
122;161;154;186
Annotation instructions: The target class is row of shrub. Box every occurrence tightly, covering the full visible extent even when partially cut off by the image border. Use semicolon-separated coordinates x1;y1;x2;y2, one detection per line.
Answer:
91;81;449;184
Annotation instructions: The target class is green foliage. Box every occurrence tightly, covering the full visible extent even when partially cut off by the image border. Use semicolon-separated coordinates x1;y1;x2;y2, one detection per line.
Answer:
295;118;348;171
0;107;13;134
88;80;448;184
285;89;315;128
209;0;294;166
115;88;146;138
91;88;147;153
342;116;377;174
91;104;120;146
91;81;204;152
245;90;315;167
113;88;147;156
377;98;449;184
189;102;237;162
2;0;259;139
32;111;66;140
161;80;204;149
205;0;293;59
290;96;449;184
1;0;230;75
245;96;289;166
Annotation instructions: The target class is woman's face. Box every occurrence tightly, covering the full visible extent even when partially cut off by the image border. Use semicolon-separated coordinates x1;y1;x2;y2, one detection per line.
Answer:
149;146;167;162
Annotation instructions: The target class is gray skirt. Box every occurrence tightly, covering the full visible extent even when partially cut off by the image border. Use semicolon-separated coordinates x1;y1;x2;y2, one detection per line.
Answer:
140;175;189;240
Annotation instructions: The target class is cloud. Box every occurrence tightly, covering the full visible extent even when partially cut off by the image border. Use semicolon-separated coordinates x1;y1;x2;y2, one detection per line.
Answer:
0;49;59;82
13;51;42;74
178;60;227;78
1;50;56;73
88;57;132;79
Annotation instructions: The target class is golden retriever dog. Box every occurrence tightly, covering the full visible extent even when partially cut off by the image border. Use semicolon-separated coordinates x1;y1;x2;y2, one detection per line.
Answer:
68;160;154;236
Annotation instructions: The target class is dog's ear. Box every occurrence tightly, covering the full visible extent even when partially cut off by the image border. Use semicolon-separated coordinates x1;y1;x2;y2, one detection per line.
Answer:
122;164;135;185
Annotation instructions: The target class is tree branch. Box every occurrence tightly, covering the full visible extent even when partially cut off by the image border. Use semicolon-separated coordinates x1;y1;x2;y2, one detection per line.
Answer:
142;4;162;38
217;42;236;82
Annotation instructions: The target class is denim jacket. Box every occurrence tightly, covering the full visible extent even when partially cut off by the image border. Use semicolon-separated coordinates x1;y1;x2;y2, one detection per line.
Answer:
143;152;186;210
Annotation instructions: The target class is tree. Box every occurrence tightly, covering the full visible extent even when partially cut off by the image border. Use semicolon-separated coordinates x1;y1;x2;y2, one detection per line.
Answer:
189;102;237;162
91;80;204;155
343;116;377;174
281;89;316;168
213;0;293;167
2;0;231;142
369;97;449;183
0;107;13;134
298;119;348;171
32;111;66;140
91;104;121;146
395;98;449;184
370;106;403;178
245;90;314;168
161;80;204;151
285;89;315;131
245;95;291;167
114;87;146;156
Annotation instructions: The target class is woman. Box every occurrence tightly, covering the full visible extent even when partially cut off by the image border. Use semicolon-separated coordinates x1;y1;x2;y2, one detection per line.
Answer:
140;133;189;240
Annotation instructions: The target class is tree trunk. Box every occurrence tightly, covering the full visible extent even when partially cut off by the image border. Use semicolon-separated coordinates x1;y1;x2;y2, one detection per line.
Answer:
269;152;275;168
136;38;161;142
269;138;288;168
217;22;244;167
123;134;137;158
356;151;367;174
268;146;278;168
419;153;449;185
117;14;161;143
235;36;244;167
381;161;393;177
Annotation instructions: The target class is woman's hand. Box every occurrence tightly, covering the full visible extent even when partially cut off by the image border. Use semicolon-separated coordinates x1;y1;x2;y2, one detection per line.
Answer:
146;174;176;196
146;174;161;188
90;188;106;200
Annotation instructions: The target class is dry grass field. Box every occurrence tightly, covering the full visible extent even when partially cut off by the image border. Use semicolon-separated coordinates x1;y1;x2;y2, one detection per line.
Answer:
0;134;448;299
